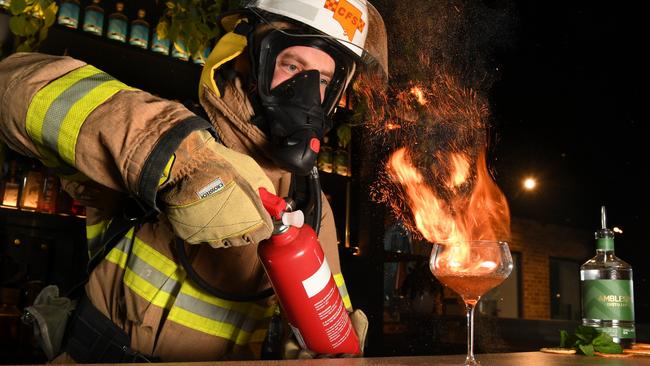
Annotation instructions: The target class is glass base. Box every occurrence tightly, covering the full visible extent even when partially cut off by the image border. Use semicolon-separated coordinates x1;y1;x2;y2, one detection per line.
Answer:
464;356;480;366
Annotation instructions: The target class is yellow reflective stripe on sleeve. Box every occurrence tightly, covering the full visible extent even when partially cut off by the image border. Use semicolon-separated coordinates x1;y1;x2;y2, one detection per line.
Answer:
25;65;136;166
57;79;135;165
334;273;352;311
26;66;103;146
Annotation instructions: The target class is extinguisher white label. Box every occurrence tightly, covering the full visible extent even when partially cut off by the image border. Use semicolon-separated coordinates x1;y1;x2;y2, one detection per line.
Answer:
302;260;331;298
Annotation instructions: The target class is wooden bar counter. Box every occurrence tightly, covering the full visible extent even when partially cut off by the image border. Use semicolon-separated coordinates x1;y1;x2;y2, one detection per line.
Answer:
82;352;649;366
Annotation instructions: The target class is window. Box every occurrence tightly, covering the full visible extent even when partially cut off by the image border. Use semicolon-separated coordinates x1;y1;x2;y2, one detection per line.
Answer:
479;251;522;318
549;257;581;320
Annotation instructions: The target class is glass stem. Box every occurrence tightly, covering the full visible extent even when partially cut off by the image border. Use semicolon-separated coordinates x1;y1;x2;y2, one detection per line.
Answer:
466;301;477;364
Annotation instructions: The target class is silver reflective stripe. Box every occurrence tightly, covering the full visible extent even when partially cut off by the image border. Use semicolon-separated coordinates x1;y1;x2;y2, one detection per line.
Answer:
174;293;259;333
106;233;267;338
41;72;114;153
127;249;181;295
337;283;349;300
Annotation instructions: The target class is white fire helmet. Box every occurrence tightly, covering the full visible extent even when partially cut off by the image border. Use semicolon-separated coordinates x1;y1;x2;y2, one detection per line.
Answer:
225;0;388;78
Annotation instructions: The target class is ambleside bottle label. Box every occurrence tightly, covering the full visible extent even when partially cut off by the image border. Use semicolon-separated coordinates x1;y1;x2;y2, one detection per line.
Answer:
583;279;634;321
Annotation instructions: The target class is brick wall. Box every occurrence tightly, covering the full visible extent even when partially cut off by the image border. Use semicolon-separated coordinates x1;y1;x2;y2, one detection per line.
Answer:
510;218;592;319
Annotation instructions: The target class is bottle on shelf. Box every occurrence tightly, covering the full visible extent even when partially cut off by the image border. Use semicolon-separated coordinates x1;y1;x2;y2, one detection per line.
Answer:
37;168;59;214
57;0;81;29
171;36;190;61
317;135;333;173
19;162;43;211
191;44;210;65
150;22;170;55
55;186;72;215
128;9;149;49
0;0;11;55
333;146;350;177
580;206;635;347
1;160;20;208
70;198;86;217
106;1;128;43
82;0;105;36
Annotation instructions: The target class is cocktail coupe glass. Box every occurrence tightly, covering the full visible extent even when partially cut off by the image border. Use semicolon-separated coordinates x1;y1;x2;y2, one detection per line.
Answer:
430;240;513;366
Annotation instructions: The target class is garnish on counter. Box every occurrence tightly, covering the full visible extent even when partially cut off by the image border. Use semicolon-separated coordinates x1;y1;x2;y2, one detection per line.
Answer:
540;347;576;355
558;326;623;356
623;343;650;356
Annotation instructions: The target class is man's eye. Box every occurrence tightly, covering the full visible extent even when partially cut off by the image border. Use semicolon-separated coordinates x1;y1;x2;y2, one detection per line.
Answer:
287;64;298;72
320;78;329;86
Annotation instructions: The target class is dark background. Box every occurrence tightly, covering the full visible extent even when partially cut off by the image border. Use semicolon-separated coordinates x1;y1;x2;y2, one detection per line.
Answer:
487;2;647;320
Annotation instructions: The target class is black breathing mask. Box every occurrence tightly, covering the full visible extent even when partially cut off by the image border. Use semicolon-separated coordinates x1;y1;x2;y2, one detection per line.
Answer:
254;29;355;175
263;69;326;175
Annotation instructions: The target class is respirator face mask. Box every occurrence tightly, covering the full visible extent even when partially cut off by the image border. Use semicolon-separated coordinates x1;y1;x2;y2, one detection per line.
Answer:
256;30;355;175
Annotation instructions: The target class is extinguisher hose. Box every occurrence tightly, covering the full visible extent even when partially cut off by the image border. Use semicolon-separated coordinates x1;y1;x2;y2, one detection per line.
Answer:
308;166;322;235
175;237;275;301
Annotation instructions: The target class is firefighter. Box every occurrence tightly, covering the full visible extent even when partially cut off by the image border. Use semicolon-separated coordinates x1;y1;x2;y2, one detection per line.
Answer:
0;0;387;362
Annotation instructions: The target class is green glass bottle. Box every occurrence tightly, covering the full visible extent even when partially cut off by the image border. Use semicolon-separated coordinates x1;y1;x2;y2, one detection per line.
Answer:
580;206;635;347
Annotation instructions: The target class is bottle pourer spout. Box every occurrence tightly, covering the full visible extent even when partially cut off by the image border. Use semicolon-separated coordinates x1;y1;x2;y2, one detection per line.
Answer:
601;205;607;230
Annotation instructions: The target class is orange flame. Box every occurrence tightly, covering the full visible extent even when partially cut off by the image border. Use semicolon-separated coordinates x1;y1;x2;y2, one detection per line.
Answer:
387;147;510;272
353;68;510;273
410;86;428;105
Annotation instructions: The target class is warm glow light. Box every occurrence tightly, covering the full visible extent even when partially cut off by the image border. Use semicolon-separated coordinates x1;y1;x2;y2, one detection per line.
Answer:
523;177;536;190
613;227;623;234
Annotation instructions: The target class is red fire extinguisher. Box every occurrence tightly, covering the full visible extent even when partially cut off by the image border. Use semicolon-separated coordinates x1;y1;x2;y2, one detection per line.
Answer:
257;188;360;355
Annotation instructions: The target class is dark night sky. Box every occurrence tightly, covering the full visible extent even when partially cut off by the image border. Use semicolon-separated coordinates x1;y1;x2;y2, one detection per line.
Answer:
488;3;648;318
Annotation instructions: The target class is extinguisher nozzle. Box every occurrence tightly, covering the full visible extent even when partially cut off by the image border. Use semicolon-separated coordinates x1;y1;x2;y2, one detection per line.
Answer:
282;211;304;228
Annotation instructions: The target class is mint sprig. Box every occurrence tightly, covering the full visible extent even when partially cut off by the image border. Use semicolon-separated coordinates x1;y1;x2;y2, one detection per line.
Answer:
559;326;623;356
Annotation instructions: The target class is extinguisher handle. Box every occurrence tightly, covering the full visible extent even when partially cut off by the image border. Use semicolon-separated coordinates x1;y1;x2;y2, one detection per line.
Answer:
258;187;287;220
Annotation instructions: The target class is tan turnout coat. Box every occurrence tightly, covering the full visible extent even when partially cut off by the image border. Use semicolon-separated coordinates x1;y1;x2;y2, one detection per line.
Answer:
0;52;347;361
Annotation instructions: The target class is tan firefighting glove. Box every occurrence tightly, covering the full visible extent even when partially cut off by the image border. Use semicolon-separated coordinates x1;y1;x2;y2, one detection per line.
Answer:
160;129;275;248
282;309;369;359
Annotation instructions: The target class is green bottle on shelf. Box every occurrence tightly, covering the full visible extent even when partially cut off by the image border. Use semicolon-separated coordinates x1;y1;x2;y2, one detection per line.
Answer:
82;0;104;36
128;9;149;49
57;0;81;29
106;1;128;43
